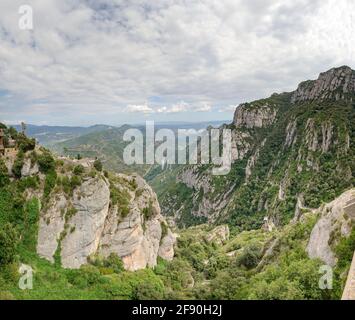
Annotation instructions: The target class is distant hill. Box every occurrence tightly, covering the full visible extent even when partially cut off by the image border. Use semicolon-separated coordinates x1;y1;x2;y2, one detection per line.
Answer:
12;124;114;146
49;121;228;176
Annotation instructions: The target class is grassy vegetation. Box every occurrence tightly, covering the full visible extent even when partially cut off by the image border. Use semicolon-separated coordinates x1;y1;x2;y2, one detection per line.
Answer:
153;214;339;300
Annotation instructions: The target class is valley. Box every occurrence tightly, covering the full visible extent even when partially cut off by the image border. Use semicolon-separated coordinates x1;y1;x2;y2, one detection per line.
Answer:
0;66;354;300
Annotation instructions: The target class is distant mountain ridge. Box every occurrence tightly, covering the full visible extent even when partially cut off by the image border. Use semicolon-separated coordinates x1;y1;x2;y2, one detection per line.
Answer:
147;66;355;228
12;124;114;146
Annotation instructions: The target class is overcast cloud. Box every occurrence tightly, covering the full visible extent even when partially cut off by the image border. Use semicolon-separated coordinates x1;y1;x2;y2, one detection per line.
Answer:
0;0;354;125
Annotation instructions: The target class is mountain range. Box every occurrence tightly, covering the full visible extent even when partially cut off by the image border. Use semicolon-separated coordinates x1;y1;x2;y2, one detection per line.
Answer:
0;66;354;300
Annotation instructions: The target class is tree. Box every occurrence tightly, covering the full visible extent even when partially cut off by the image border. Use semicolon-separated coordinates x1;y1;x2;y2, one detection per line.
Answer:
0;223;19;266
235;244;261;270
37;152;55;173
17;133;35;152
134;281;164;300
103;253;124;273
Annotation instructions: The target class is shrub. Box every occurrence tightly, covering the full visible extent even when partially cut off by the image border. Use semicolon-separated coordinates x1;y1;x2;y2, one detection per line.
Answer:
17;133;35;152
161;222;168;240
134;281;164;300
37;152;55;173
103;253;125;274
0;159;9;187
70;175;82;190
143;201;155;220
43;171;57;200
12;151;25;178
235;244;262;270
0;223;19;266
94;160;103;172
73;165;85;176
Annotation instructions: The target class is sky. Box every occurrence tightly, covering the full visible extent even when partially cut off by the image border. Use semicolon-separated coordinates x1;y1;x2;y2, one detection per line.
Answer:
0;0;354;126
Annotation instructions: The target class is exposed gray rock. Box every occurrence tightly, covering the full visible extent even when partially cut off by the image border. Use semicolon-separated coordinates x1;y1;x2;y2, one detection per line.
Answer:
284;120;297;147
61;177;110;268
36;164;175;270
307;189;355;266
37;193;67;263
205;225;230;245
231;130;252;162
233;103;277;129
158;229;177;261
291;66;355;103
245;139;266;180
98;175;172;271
21;158;39;177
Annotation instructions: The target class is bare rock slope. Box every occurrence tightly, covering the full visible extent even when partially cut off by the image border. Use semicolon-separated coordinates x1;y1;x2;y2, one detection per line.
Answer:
37;160;175;271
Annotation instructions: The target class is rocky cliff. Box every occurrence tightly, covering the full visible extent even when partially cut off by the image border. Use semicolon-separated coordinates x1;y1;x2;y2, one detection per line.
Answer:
291;66;355;103
148;66;354;229
36;160;176;270
307;189;355;266
0;139;176;271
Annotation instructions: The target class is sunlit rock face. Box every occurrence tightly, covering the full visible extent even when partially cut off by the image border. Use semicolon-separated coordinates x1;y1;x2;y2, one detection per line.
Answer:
36;161;175;270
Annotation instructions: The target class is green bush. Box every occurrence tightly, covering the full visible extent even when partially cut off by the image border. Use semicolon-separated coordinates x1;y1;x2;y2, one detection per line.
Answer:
73;165;85;176
12;151;25;178
103;253;125;274
235;244;262;270
134;281;164;300
94;160;103;172
0;159;9;187
16;133;35;152
0;223;19;266
43;171;57;200
37;152;55;173
70;175;82;190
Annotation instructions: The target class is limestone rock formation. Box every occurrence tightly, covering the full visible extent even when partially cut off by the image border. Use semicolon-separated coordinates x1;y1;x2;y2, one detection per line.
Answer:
61;177;110;268
205;225;230;245
37;161;175;270
307;189;355;266
21;158;39;177
233;103;277;129
98;174;175;271
291;66;355;103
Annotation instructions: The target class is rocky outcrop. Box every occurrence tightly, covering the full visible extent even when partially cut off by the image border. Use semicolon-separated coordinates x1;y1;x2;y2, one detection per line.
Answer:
37;193;68;263
37;162;175;270
284;120;297;148
98;174;175;271
231;130;252;162
245;139;266;180
205;225;230;245
61;177;110;268
307;189;355;266
291;66;355;103
158;229;177;261
233;103;277;129
21;158;39;177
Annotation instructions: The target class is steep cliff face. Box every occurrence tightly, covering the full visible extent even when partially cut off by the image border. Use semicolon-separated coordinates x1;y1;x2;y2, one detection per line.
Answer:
233;102;277;129
148;66;355;229
98;174;176;271
307;189;355;266
33;158;176;271
291;66;355;103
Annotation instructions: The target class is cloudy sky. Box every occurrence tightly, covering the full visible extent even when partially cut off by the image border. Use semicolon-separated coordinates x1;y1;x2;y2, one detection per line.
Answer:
0;0;354;126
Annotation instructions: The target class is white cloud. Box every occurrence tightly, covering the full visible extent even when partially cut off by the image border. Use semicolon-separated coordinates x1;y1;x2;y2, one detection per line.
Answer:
218;105;238;113
125;104;153;114
0;0;354;125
